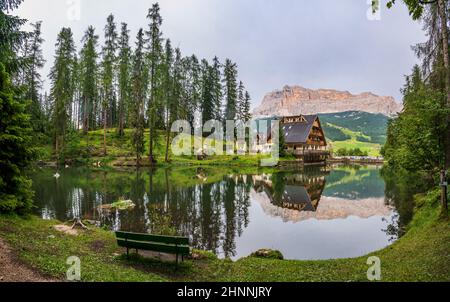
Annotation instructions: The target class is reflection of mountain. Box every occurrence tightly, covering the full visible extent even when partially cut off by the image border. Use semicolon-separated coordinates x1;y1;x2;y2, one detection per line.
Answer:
322;166;385;199
251;167;392;222
30;166;396;260
253;192;393;222
252;173;326;212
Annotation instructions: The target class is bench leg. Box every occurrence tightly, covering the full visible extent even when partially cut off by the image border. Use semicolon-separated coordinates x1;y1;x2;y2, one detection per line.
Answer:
176;253;178;265
136;248;138;255
182;254;184;262
126;247;129;258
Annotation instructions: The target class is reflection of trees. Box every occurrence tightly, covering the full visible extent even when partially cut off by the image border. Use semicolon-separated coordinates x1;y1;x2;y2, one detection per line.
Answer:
222;177;236;258
322;166;385;200
31;166;430;257
30;168;251;258
381;168;433;238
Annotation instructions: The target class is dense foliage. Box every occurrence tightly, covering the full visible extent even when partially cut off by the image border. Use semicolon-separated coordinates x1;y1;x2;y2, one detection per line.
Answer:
382;66;448;171
384;0;450;216
335;148;369;157
0;63;34;212
41;3;252;163
0;0;35;212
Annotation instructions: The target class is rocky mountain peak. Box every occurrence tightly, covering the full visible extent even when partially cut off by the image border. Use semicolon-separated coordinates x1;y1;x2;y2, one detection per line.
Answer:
253;85;402;117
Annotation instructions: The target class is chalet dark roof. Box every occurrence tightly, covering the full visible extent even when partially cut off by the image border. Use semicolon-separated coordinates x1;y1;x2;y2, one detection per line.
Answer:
275;185;317;211
281;115;318;144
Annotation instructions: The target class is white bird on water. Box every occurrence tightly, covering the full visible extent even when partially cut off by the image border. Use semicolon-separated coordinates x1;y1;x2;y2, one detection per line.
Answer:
54;172;60;179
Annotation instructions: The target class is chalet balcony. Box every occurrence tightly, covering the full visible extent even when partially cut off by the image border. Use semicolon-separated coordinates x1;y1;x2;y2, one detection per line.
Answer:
292;150;330;156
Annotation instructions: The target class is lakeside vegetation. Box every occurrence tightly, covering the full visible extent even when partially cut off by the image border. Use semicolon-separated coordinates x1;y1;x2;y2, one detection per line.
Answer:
34;128;298;167
0;187;448;281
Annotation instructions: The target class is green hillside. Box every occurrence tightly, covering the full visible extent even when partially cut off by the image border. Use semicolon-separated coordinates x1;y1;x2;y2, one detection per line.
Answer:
319;111;390;144
318;111;391;156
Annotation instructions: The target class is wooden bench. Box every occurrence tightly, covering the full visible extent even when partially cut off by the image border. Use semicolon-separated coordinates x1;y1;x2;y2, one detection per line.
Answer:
115;231;190;264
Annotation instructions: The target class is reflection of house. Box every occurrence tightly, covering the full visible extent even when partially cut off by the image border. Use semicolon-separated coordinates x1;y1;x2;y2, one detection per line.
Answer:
252;172;327;212
276;185;319;211
253;115;330;162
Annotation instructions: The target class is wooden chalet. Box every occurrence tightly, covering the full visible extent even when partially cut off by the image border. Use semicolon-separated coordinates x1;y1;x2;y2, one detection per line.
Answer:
280;115;329;162
254;114;330;163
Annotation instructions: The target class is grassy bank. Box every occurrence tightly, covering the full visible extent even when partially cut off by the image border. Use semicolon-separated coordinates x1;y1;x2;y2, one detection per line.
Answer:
35;128;299;167
0;188;448;282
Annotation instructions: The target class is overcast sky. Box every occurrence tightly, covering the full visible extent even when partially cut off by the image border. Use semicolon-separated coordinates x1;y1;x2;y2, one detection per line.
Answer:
16;0;426;107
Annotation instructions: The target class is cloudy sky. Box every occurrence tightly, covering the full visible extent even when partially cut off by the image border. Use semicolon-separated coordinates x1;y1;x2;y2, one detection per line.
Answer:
16;0;426;107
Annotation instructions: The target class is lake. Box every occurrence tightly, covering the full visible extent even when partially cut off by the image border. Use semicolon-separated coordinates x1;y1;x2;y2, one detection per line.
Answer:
30;164;405;260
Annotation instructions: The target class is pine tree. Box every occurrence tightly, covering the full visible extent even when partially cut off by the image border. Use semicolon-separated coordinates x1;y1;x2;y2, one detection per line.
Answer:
211;56;223;121
237;81;245;121
172;48;183;122
0;62;34;212
189;55;201;128
242;91;252;122
100;14;118;155
0;0;28;74
22;21;45;133
49;27;76;162
162;39;174;162
0;0;36;212
164;46;184;162
79;26;99;135
131;29;146;166
117;22;131;136
178;55;197;124
146;3;163;163
223;59;238;121
201;59;214;127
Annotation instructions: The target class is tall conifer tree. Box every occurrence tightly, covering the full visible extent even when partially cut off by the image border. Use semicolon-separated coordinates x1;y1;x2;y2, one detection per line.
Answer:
23;21;45;133
79;26;99;134
49;27;76;161
101;14;118;155
0;0;35;212
131;29;146;166
117;22;131;136
146;3;163;163
223;59;238;121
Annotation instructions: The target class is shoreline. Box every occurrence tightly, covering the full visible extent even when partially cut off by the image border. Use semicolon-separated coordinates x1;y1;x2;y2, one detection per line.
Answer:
0;185;448;281
35;156;383;170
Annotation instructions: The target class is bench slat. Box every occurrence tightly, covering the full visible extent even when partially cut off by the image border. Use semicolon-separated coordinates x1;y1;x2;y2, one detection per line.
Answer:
115;231;189;245
117;238;190;255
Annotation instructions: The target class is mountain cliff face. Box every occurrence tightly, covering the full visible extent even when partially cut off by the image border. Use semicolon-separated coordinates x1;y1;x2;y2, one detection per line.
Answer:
253;85;402;117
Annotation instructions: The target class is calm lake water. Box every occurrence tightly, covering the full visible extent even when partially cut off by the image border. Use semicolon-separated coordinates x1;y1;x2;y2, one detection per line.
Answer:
30;164;407;260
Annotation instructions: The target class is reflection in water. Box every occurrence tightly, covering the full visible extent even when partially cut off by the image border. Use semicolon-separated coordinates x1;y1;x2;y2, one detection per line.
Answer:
30;165;410;260
253;171;326;212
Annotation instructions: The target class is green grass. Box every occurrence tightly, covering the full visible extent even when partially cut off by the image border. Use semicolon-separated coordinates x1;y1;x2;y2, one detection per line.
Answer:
37;128;299;167
0;188;448;282
330;140;382;157
323;123;382;157
319;111;389;145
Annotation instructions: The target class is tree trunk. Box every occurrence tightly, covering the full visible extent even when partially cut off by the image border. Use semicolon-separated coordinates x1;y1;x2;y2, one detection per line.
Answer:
83;96;88;135
165;113;170;162
149;62;155;164
438;0;449;213
103;105;107;156
149;127;155;163
440;170;448;217
437;0;450;164
118;99;124;137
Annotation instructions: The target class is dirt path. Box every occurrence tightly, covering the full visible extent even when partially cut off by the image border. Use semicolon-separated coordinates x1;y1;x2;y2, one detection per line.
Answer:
0;237;57;282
